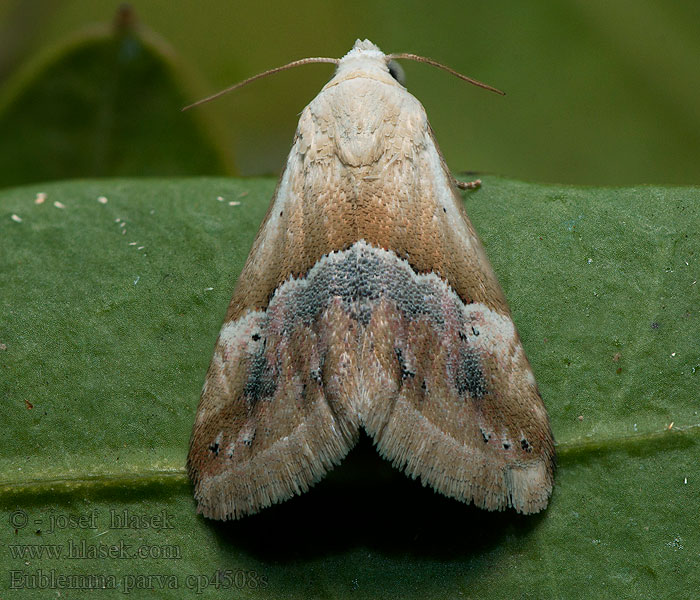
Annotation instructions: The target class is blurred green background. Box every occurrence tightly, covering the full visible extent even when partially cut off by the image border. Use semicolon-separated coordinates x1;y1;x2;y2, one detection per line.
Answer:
0;0;699;188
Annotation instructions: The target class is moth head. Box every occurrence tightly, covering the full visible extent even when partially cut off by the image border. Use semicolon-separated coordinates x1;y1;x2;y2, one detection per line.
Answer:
339;40;404;85
333;39;402;88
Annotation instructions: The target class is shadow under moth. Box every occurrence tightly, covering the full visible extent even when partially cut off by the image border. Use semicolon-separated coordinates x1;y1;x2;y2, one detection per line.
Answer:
187;39;555;520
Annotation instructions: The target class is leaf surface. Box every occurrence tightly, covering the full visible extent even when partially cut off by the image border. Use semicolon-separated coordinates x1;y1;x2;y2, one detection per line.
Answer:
1;177;697;598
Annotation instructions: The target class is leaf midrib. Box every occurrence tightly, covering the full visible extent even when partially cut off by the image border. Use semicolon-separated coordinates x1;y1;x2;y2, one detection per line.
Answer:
2;425;696;497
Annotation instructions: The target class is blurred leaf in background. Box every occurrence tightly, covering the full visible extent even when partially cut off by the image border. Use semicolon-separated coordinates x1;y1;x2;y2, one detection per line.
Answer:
0;5;235;188
1;0;697;185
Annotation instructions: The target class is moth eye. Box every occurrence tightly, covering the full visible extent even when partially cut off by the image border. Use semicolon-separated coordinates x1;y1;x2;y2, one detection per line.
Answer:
387;60;406;85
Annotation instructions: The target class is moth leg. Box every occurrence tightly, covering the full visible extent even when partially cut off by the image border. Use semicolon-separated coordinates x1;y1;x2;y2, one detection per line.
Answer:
455;178;482;190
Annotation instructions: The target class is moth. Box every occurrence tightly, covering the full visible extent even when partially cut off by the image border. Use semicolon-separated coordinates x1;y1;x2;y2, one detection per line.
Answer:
187;39;555;520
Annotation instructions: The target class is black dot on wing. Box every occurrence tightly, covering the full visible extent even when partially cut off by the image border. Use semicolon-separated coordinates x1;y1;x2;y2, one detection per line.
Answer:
394;347;416;381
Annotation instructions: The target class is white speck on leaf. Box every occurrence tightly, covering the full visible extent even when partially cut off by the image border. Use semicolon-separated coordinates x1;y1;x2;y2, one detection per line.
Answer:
53;201;65;209
11;214;22;223
35;192;47;204
97;196;108;204
667;536;683;551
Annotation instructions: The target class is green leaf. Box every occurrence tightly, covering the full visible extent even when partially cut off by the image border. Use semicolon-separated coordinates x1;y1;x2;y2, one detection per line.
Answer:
1;177;698;598
0;10;235;189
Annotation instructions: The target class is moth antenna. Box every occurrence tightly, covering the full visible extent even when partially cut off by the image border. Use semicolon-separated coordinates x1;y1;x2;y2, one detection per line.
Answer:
387;53;505;96
182;57;340;111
